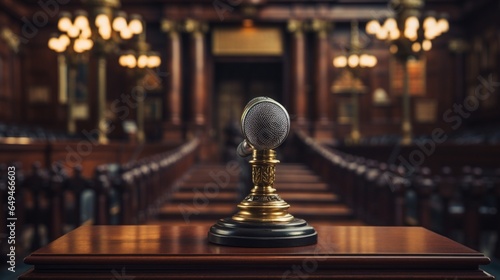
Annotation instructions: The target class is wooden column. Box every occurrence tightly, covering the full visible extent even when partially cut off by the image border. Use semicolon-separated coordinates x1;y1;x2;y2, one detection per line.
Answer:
312;20;333;140
162;20;183;141
187;19;208;130
288;20;308;127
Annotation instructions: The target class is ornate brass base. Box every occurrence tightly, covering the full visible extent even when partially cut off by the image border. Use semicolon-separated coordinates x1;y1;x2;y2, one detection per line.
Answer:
232;150;294;223
208;149;317;247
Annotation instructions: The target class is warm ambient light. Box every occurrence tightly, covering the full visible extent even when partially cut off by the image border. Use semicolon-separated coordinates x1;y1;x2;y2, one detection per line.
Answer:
367;13;448;54
384;18;397;32
333;54;376;69
422;40;432;51
129;14;144;34
57;12;72;32
333;56;347;68
412;42;421;52
376;28;388;40
112;12;127;31
54;9;145;55
119;53;161;69
348;54;359;68
243;19;254;28
366;20;381;34
389;29;400;40
74;11;89;30
390;44;398;54
360;54;377;68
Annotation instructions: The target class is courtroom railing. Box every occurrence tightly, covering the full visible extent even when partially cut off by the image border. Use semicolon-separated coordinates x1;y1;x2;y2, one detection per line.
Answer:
110;138;200;224
293;130;499;256
0;138;200;258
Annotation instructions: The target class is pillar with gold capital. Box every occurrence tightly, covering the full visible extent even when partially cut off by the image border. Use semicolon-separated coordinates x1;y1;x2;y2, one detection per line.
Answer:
185;19;208;131
311;19;334;141
162;20;183;141
287;20;308;128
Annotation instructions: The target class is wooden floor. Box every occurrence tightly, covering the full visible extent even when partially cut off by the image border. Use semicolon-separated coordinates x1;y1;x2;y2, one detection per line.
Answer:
149;163;364;227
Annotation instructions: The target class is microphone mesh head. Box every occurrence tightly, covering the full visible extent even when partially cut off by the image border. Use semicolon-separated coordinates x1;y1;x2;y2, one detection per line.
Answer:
241;97;290;150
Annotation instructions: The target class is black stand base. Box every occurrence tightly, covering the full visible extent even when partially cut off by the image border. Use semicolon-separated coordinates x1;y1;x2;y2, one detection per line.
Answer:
208;218;317;247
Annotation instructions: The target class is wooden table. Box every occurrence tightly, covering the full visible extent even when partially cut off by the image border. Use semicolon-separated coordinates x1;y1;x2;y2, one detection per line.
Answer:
21;225;493;279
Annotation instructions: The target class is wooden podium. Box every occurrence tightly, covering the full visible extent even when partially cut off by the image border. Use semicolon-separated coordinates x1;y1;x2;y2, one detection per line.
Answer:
21;225;492;279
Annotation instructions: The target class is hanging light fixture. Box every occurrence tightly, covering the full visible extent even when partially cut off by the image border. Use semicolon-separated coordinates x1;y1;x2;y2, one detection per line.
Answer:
47;0;151;144
365;1;449;59
332;21;378;144
50;9;145;55
365;0;450;145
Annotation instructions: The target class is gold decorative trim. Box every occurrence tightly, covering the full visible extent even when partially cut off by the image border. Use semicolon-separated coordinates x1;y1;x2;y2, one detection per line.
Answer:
232;150;294;223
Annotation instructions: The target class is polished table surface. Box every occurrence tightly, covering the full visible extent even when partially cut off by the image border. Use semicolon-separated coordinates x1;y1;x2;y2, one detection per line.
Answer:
21;225;493;279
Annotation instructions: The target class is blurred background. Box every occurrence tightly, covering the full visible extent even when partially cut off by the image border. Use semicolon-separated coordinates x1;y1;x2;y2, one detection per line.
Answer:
0;0;499;278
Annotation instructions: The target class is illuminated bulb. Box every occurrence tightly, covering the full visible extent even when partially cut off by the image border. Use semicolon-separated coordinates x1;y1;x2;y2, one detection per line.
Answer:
422;40;432;51
74;15;89;29
57;44;68;53
147;56;161;68
58;34;69;46
82;39;93;51
389;29;400;40
405;16;419;30
376;28;388;40
360;54;370;68
74;39;84;53
423;17;437;31
81;27;91;38
424;29;436;40
412;42;421;52
112;16;127;32
120;27;132;39
366;20;381;35
390;44;398;54
129;18;143;34
119;55;128;67
127;55;137;68
404;28;417;41
367;55;377;68
348;54;359;68
99;26;111;40
48;37;59;50
95;14;109;28
383;18;397;33
437;18;449;33
67;25;80;38
58;16;72;32
333;56;347;68
137;55;148;68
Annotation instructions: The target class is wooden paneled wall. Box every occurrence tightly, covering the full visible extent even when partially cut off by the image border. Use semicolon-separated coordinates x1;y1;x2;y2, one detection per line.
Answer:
1;0;498;141
0;141;179;177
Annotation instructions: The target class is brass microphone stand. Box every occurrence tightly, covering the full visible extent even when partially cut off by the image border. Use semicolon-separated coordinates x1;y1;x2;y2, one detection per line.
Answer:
208;149;317;247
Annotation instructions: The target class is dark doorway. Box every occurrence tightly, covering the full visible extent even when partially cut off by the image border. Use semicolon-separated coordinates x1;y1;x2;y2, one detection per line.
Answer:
213;62;283;144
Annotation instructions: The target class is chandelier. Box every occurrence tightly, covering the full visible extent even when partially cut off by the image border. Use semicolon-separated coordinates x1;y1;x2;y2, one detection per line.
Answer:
365;0;449;60
46;0;157;144
364;0;450;145
48;10;144;54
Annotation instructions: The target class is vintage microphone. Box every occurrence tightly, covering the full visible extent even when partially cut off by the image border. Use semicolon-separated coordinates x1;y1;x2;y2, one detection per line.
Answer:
236;96;290;157
208;97;317;247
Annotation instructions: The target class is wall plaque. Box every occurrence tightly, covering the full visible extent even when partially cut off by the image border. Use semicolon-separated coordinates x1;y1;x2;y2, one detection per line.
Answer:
212;27;283;56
